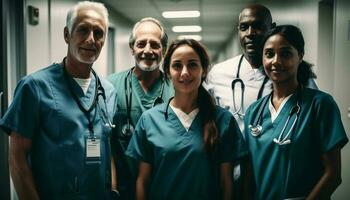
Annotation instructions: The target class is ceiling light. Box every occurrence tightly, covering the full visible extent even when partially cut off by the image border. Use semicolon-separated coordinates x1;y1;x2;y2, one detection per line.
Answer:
178;35;202;41
172;26;202;33
162;10;200;18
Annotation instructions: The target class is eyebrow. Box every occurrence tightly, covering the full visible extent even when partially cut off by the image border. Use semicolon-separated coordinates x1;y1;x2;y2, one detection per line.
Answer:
188;58;199;62
264;46;293;51
279;46;294;51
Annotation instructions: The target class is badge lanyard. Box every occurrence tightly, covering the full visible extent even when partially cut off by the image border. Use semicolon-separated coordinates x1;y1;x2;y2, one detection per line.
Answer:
62;59;102;164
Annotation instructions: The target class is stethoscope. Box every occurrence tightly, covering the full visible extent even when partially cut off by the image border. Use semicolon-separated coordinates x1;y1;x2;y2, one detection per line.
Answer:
248;85;302;146
62;59;115;135
230;55;269;118
121;68;165;137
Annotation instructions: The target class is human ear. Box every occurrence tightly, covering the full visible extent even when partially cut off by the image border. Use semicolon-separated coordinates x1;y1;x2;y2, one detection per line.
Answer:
298;53;304;63
64;27;69;43
202;68;208;80
131;46;135;55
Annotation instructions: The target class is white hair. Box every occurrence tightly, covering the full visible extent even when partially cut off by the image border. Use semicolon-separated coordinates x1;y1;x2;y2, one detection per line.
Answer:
129;17;168;52
66;1;109;34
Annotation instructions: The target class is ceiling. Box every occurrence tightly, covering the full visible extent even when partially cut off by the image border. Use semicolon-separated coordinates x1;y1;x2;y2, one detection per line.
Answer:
101;0;256;60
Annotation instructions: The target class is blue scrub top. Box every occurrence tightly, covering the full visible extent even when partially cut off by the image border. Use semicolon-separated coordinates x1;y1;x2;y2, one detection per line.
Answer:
126;103;247;200
0;63;117;200
107;69;174;139
107;69;174;199
244;88;348;200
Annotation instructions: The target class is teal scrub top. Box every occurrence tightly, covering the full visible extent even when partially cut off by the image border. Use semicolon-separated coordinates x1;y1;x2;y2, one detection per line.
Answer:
126;103;247;200
107;68;174;198
244;88;348;200
107;69;174;140
0;63;117;200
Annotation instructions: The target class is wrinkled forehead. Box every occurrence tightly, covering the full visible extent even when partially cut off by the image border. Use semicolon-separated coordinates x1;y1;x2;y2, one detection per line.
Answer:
239;8;271;25
74;9;106;29
134;22;162;42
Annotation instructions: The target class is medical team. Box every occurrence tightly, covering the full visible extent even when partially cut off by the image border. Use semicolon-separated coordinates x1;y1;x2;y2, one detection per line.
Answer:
0;1;348;200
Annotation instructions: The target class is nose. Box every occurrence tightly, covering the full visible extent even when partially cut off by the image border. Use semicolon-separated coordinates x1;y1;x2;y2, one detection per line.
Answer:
181;66;189;77
86;30;95;43
144;43;153;54
272;54;281;65
247;26;257;36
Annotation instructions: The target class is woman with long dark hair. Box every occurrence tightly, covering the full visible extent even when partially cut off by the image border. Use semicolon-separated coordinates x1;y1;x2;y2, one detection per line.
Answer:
244;25;348;199
126;39;247;200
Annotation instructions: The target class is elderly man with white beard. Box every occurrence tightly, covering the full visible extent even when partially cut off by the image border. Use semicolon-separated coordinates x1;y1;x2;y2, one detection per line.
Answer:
107;17;174;200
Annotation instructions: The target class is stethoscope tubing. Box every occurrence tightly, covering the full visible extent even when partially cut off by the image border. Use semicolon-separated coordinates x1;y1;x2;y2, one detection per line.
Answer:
122;68;165;137
249;86;302;146
231;55;269;117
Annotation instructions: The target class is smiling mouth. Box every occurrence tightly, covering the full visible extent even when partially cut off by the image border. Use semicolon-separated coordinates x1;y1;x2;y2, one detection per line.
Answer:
179;80;193;85
141;56;157;61
271;70;284;74
80;47;96;52
245;42;257;48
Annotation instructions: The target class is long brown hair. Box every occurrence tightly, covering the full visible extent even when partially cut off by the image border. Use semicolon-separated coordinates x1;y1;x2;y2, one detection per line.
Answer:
163;39;219;153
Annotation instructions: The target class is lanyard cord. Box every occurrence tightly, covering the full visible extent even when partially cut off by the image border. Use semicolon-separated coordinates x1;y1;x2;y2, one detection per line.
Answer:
62;59;99;135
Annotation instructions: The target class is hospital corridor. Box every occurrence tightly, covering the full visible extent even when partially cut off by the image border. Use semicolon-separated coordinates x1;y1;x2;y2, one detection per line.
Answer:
1;0;350;199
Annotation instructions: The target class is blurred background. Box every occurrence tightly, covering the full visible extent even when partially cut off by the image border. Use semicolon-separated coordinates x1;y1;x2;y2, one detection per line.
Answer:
1;0;349;199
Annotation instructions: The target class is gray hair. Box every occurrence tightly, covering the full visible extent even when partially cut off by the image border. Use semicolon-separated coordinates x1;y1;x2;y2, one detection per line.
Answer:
129;17;168;52
66;1;109;34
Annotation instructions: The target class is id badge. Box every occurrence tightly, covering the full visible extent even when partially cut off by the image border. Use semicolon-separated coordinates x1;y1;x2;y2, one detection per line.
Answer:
85;135;101;164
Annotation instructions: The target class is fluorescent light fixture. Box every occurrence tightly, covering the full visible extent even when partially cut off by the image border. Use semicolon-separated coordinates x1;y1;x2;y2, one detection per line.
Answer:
162;10;200;18
178;35;202;41
172;26;202;33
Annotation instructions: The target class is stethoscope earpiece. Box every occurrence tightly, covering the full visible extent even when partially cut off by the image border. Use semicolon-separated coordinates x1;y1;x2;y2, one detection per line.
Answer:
106;123;116;128
273;138;291;145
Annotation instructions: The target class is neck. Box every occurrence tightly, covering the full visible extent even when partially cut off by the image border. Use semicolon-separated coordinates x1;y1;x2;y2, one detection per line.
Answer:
244;54;261;69
64;56;92;79
271;80;298;111
272;80;299;100
171;91;198;114
133;66;161;92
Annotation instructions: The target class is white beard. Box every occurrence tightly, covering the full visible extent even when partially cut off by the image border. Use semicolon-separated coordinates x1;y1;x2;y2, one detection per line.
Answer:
136;60;159;72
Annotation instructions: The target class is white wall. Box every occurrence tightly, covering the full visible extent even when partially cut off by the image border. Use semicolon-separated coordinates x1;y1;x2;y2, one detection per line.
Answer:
106;5;134;74
214;1;320;67
25;0;134;78
214;30;240;64
26;0;51;74
332;0;350;198
317;1;334;94
263;1;320;68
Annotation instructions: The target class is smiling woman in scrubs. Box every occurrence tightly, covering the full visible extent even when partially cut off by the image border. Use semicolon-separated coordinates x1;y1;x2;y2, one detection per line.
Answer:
244;25;348;200
126;39;247;200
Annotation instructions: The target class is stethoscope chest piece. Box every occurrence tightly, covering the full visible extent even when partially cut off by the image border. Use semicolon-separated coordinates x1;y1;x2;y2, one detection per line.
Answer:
121;123;135;137
249;124;263;137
